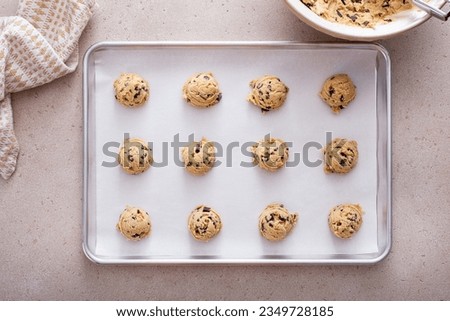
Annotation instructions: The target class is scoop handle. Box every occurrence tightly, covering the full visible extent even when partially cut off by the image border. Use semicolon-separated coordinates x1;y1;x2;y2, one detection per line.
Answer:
413;0;450;21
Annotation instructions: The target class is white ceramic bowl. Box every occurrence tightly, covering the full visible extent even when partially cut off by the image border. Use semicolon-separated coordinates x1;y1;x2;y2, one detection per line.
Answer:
284;0;444;41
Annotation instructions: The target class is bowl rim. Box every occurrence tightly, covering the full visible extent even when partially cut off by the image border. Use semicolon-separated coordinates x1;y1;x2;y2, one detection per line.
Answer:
284;0;443;41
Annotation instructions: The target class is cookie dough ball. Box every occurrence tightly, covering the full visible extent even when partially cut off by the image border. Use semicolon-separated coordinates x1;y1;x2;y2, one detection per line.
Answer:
252;137;289;172
247;75;289;112
320;74;356;113
259;203;298;241
118;138;153;175
181;137;215;175
323;138;358;174
113;73;150;107
188;205;222;241
182;72;222;108
328;204;363;239
116;206;151;241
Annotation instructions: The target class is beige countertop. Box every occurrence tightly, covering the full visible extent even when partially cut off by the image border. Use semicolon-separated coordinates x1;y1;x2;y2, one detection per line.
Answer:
1;0;449;300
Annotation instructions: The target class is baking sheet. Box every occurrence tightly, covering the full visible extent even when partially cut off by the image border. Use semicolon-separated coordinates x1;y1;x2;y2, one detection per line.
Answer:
83;42;391;264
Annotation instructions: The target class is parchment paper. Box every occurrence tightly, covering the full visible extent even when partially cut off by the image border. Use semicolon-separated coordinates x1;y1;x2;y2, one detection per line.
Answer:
88;44;382;260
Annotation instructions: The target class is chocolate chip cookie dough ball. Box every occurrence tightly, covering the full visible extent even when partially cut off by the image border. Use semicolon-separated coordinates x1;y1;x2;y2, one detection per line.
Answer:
247;75;289;112
320;74;356;113
118;138;153;175
116;206;151;241
181;137;215;175
328;204;363;239
188;205;222;241
182;72;222;108
259;203;298;241
252;137;289;172
323;138;358;174
113;73;150;107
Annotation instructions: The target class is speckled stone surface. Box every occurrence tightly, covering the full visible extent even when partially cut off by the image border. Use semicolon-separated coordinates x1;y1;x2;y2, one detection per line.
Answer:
0;0;449;300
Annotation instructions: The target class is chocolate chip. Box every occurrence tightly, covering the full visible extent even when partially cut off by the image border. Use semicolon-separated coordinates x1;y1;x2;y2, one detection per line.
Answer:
347;14;358;22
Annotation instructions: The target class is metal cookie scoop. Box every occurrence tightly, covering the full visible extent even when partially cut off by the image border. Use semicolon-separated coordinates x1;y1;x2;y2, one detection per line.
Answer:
413;0;450;20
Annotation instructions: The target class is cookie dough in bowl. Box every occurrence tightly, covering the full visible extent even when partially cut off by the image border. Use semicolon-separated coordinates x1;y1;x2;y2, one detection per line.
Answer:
284;0;439;41
181;137;215;175
247;75;289;112
259;203;298;241
320;74;356;113
113;73;149;107
188;205;222;241
328;203;363;239
116;206;151;241
323;138;358;174
301;0;413;28
118;137;153;175
182;72;222;108
252;137;289;172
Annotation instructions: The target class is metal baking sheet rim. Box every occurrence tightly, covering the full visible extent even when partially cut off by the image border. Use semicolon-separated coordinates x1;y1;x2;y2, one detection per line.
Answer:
82;41;392;265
